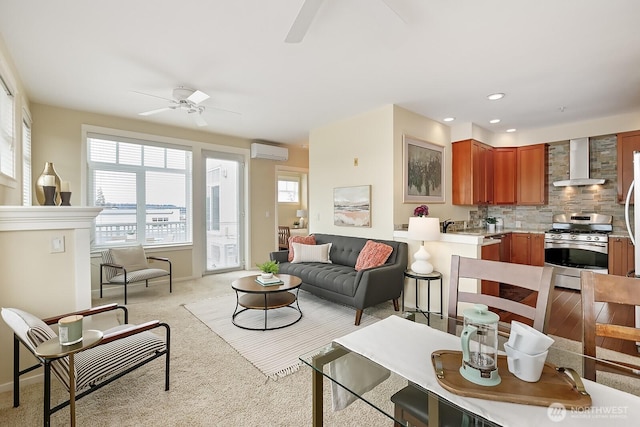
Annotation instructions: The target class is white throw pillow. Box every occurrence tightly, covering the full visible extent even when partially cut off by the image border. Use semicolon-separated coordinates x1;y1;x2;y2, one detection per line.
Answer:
291;242;332;263
109;245;150;272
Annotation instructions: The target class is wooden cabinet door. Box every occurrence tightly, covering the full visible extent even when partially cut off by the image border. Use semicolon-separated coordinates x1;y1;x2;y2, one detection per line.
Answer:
472;141;484;204
530;233;545;266
617;130;640;204
481;243;500;296
499;233;512;262
608;236;636;276
609;237;627;276
493;148;517;205
452;140;473;205
517;144;548;205
510;233;531;265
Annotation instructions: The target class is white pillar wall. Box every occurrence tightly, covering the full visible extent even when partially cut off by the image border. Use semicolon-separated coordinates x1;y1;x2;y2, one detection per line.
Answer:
0;206;101;391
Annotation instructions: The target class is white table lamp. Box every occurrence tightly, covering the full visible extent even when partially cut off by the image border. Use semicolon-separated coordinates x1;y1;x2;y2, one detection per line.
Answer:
408;217;441;274
296;209;307;228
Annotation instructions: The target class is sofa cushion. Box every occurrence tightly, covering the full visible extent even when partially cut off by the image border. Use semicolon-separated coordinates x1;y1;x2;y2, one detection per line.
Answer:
279;262;358;296
355;240;393;271
291;242;332;263
288;235;316;261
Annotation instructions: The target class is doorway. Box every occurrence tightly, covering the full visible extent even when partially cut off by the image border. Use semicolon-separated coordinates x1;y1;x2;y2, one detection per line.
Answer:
204;151;244;272
276;166;309;247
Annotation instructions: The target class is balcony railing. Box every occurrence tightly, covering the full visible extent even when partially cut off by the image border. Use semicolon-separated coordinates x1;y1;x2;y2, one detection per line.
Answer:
95;221;187;245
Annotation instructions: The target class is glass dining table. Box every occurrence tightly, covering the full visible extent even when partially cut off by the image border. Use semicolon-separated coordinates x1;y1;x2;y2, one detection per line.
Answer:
299;312;640;427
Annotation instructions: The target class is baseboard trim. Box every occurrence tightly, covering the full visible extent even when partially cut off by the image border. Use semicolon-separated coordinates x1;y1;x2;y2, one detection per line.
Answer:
0;372;43;394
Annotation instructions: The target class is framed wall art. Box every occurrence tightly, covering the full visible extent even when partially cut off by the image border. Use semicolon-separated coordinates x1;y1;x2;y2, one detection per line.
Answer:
333;185;371;227
403;135;445;203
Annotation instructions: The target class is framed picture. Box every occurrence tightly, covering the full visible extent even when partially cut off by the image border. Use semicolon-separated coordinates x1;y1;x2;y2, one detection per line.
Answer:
333;185;371;227
403;135;445;203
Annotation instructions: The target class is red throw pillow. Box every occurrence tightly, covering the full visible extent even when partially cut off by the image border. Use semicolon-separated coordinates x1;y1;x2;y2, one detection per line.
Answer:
288;235;316;262
355;240;393;271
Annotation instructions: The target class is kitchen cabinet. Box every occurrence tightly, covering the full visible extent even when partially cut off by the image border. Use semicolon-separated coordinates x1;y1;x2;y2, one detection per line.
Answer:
481;241;500;297
452;139;494;205
493;148;517;205
608;236;635;276
517;144;548;205
617;130;640;204
511;232;544;266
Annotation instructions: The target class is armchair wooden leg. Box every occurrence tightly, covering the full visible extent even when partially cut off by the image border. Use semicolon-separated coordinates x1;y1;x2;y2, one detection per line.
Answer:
393;298;400;311
355;309;363;326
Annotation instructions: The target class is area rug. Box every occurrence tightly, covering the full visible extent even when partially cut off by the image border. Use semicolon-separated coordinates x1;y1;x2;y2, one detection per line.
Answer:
184;290;380;379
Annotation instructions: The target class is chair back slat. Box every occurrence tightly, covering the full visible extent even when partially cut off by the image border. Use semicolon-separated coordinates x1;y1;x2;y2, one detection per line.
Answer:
278;226;291;250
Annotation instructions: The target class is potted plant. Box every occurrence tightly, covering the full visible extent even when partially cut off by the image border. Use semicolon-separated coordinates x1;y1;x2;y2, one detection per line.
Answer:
486;217;497;233
256;260;279;279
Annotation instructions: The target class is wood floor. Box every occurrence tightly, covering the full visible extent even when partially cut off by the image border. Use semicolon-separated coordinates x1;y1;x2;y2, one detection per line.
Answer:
501;285;639;356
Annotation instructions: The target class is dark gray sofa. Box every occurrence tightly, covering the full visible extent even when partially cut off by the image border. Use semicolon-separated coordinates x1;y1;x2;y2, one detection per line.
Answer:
270;233;408;325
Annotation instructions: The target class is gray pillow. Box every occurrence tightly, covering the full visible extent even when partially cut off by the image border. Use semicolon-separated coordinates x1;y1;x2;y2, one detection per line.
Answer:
109;245;149;272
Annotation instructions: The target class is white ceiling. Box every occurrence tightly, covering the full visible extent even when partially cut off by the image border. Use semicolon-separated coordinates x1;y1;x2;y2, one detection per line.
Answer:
1;0;639;145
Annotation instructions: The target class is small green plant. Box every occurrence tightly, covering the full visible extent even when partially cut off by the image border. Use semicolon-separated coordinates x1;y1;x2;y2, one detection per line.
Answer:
486;217;497;225
256;260;279;274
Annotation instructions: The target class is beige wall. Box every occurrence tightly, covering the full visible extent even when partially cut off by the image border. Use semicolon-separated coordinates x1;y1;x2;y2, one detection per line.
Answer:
309;105;395;239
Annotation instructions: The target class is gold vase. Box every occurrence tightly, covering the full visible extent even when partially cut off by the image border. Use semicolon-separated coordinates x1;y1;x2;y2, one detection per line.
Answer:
35;162;62;205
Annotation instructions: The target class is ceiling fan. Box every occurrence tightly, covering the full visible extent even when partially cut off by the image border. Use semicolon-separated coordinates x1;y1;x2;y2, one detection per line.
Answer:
285;0;405;43
136;87;211;126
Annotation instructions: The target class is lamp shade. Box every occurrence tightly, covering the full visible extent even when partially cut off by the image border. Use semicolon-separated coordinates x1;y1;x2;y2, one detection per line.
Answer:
408;217;440;242
296;209;307;218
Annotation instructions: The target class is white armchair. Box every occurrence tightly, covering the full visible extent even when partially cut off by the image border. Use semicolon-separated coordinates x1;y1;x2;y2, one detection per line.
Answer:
99;245;172;304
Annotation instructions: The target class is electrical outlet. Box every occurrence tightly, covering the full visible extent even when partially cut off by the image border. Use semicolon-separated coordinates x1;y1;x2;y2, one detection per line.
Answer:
353;158;358;166
515;221;522;228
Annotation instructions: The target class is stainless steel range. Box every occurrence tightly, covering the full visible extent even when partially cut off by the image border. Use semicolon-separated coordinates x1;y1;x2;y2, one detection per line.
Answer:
544;213;613;290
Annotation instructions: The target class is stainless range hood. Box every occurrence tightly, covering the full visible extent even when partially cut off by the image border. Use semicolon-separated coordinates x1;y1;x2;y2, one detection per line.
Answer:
553;137;605;187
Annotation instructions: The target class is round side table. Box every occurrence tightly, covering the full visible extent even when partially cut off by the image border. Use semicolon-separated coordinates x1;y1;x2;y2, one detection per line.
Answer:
403;270;443;325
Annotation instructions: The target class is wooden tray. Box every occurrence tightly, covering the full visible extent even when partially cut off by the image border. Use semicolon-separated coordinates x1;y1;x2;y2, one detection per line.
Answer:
431;350;592;409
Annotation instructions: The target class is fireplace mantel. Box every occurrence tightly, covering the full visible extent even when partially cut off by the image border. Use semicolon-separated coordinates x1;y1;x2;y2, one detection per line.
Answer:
0;206;102;231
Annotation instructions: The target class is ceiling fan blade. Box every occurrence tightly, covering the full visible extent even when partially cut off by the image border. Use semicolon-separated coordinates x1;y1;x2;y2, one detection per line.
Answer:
139;107;172;116
380;0;407;24
193;113;208;127
285;0;324;43
187;90;210;104
131;90;174;102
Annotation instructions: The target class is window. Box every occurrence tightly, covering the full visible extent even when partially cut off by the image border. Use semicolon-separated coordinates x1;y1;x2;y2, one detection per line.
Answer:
87;132;193;247
278;175;300;203
0;75;14;178
22;115;32;205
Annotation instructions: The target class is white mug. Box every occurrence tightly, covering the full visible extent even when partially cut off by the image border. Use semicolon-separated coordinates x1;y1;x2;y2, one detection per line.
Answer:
504;343;548;382
507;320;554;354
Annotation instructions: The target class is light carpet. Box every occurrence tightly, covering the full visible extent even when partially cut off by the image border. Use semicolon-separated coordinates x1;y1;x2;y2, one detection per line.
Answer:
184;290;380;379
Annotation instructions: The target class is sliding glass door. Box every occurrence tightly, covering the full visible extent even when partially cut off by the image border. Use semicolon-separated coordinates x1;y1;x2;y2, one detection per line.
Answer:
204;151;244;273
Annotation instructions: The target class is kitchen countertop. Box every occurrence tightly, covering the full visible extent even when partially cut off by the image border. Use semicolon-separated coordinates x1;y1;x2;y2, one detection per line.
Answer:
393;227;545;246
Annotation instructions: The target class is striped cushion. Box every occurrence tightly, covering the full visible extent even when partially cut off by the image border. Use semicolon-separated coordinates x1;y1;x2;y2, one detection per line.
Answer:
287;235;316;261
1;308;74;390
75;326;166;391
109;245;150;272
291;242;332;263
107;268;170;284
355;240;393;271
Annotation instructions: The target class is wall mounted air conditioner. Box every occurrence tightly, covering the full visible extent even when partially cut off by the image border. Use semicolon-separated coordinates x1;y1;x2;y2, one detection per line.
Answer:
250;143;289;161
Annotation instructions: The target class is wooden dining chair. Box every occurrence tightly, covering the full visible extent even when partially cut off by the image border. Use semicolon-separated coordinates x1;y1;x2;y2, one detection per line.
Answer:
580;271;640;381
392;255;556;427
278;226;291;250
447;255;556;334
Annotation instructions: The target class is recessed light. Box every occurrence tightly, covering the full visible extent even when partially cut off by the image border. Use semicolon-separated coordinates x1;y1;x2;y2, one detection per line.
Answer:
489;119;501;124
506;128;516;133
487;93;505;101
443;117;455;122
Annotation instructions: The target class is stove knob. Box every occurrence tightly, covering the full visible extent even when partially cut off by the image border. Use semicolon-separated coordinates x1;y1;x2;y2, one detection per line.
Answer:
593;236;599;241
586;236;592;241
571;234;577;240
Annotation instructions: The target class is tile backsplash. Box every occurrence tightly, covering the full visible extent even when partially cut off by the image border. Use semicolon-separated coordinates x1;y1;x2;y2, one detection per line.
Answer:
486;134;629;233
